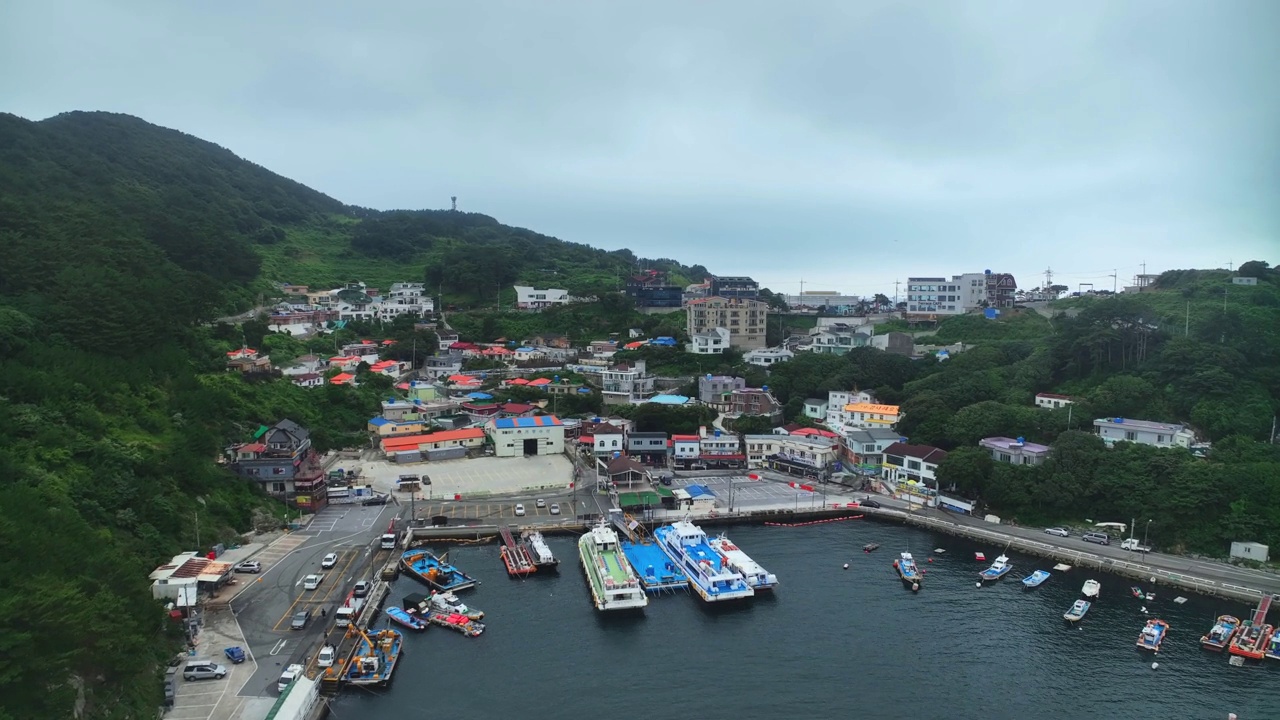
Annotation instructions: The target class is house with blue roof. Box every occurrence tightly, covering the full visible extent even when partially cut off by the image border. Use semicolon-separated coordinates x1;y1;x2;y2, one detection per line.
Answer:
366;415;429;437
485;415;565;457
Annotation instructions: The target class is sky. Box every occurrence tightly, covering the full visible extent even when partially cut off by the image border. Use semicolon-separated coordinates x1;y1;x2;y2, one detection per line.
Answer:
3;0;1277;297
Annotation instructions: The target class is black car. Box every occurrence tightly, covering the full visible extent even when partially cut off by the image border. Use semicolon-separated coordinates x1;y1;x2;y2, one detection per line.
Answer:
362;495;388;506
859;498;882;509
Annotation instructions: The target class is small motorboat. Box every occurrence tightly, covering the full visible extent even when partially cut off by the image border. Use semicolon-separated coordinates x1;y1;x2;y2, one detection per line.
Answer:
1130;586;1145;600
429;591;485;620
1064;599;1091;622
1136;618;1169;652
1081;579;1101;598
979;555;1013;582
1021;570;1051;589
863;543;880;553
385;606;429;631
974;552;986;562
1201;615;1240;652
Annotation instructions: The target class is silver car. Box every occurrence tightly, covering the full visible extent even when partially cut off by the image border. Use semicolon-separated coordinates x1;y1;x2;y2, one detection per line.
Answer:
1044;527;1070;538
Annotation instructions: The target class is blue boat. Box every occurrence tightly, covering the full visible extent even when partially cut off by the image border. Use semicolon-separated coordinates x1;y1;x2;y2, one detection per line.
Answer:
1021;570;1051;588
979;554;1013;582
1136;619;1168;652
401;549;478;592
654;519;754;602
1064;599;1091;622
896;552;922;584
620;539;689;592
385;606;428;631
346;628;402;686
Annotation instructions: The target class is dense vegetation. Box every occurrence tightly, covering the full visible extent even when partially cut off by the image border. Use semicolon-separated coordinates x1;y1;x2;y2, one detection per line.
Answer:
764;267;1280;554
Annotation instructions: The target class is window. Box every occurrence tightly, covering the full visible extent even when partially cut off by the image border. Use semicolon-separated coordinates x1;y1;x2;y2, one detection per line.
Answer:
1124;431;1137;441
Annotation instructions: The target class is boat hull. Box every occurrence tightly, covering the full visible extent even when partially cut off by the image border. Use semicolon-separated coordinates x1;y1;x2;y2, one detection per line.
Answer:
1229;624;1274;660
1200;615;1239;652
1136;620;1168;652
578;531;648;612
346;630;403;686
384;607;428;631
401;550;478;592
655;524;754;603
1064;600;1091;622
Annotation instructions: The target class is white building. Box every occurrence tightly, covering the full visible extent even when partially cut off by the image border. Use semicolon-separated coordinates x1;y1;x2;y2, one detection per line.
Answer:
1093;417;1196;449
599;361;656;405
514;286;570;310
687;327;731;354
379;282;434;319
824;390;876;429
1035;393;1075;409
744;346;794;367
803;398;828;420
905;273;987;316
744;434;838;473
487;416;565;457
672;434;701;461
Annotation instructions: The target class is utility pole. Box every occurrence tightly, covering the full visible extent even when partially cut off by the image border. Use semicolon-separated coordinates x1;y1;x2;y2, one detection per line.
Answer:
1184;302;1190;337
1111;269;1117;294
893;279;901;307
194;509;200;551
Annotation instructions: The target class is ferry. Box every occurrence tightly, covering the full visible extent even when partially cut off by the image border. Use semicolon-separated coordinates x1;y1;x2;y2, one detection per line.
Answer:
521;530;559;571
709;533;779;591
1200;615;1240;652
428;612;485;637
1228;622;1274;660
655;520;754;602
1136;619;1169;652
578;521;649;611
384;606;428;631
1064;599;1091;622
1021;570;1051;589
401;549;478;592
979;554;1013;582
1265;629;1280;661
345;628;402;686
428;591;484;620
1081;580;1101;598
895;552;922;585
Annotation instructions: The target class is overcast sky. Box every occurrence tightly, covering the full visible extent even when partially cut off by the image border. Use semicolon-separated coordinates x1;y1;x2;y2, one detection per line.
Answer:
3;1;1277;296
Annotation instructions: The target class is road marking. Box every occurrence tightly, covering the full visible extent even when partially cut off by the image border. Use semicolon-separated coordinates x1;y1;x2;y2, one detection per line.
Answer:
270;639;287;655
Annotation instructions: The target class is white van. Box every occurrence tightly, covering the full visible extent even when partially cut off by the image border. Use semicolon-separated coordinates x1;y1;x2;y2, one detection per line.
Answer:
335;598;364;628
277;664;304;693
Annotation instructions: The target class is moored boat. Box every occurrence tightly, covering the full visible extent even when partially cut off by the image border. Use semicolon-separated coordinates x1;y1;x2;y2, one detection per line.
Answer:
1081;579;1101;598
1228;621;1274;660
1265;629;1280;660
1200;615;1240;652
401;549;478;592
1130;586;1145;600
709;533;779;591
895;552;922;586
521;530;559;571
1064;599;1091;622
428;611;485;637
1021;570;1051;589
429;591;484;620
1136;619;1169;652
863;543;880;553
578;520;648;611
345;628;402;686
655;520;754;602
979;554;1013;582
384;606;428;631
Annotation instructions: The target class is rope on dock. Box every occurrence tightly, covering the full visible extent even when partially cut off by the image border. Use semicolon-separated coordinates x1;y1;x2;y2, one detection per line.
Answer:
764;515;865;527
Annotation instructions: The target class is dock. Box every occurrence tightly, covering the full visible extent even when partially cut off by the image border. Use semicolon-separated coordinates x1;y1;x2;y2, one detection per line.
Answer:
499;525;536;576
1251;593;1273;625
621;539;688;592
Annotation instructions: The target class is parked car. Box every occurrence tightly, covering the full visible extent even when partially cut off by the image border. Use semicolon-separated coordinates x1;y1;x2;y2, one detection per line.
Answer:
321;553;338;569
1082;532;1111;545
1044;527;1070;538
353;580;371;598
233;561;261;574
859;498;882;509
549;503;561;515
536;499;546;508
291;610;311;630
223;647;246;664
362;494;388;506
303;574;323;590
514;504;526;517
182;661;227;681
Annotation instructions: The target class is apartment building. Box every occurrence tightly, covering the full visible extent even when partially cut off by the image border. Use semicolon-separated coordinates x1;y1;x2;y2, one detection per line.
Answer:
686;296;768;350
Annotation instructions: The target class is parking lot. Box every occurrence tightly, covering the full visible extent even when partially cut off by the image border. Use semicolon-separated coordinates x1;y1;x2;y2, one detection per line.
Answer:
413;490;582;524
303;502;393;534
671;475;854;511
361;454;574;498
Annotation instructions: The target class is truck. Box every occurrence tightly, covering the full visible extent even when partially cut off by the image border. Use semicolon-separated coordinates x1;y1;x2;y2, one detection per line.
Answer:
1120;538;1151;552
334;598;365;628
380;533;398;550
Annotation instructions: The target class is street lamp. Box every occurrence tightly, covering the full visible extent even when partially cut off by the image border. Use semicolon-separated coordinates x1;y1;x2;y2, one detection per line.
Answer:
1143;519;1152;559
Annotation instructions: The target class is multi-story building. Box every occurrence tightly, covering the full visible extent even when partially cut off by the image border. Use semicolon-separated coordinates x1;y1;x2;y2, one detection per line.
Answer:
1093;417;1196;449
727;388;781;420
225;419;327;510
686;296;768;350
803;398;828;420
698;427;744;469
984;272;1017;308
687;327;732;355
783;292;863;315
698;375;746;405
842;403;902;430
979;436;1050;466
809;323;872;355
744;346;794;367
599;361;656;405
671;434;701;464
744;434;837;479
709;276;760;300
513;286;570;310
880;442;947;507
905;274;987;316
824;389;876;429
625;270;684;310
627;432;669;465
840;428;906;473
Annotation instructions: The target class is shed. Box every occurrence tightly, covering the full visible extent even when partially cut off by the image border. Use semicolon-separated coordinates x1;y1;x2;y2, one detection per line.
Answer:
1230;541;1269;562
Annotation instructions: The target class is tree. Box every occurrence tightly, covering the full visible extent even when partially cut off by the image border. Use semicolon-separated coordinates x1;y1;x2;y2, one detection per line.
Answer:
935;446;993;498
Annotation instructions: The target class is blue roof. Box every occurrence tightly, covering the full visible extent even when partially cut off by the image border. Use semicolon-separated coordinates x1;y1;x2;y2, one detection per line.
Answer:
515;346;535;352
685;484;715;498
368;417;391;427
493;416;564;429
648;394;690;405
466;392;493;399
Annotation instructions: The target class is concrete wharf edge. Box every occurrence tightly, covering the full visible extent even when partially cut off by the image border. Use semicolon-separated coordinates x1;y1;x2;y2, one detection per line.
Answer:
403;507;1274;604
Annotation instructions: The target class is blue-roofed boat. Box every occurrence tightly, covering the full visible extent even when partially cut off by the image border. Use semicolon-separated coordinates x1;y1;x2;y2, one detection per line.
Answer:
1064;599;1091;622
709;533;779;591
401;549;478;592
1136;619;1168;652
345;628;402;686
979;554;1013;582
1201;614;1240;651
895;552;922;587
1265;628;1280;661
1021;570;1051;588
385;606;428;631
654;519;754;602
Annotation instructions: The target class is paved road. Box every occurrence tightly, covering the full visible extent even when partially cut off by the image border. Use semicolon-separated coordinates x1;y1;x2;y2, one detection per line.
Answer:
228;502;400;698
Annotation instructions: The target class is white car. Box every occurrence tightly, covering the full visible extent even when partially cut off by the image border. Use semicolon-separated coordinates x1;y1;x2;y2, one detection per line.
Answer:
317;645;336;668
1044;527;1070;538
536;499;546;508
303;574;323;590
514;504;526;516
321;553;338;569
549;503;561;515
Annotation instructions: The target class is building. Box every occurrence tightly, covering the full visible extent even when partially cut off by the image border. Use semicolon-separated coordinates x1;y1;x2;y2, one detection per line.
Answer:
709;276;760;300
803;399;828;420
745;434;837;479
842;403;902;430
744;346;794;367
687;327;732;355
979;436;1051;466
880;442;947;507
868;332;914;356
514;286;570;310
1231;276;1258;286
579;420;626;457
626;271;685;310
280;354;322;377
698;375;745;405
379;428;487;456
727;388;781;419
367;417;429;437
671;434;701;465
686;296;768;351
824;389;876;429
1035;393;1075;409
380;282;434;319
527;333;571;349
984;272;1018;308
599;361;657;405
783;292;863;314
627;432;669;465
809;323;872;355
905;273;988;317
604;456;652;492
487;416;565;457
224;420;327;510
1093;417;1196;449
291;372;324;388
840;428;906;473
697;427;744;469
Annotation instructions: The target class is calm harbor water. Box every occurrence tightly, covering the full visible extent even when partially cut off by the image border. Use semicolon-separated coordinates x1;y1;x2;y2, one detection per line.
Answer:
333;522;1279;719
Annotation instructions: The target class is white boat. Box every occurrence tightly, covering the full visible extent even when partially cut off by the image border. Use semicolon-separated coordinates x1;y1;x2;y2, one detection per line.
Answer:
1081;579;1101;598
1021;570;1051;588
578;521;649;611
709;533;779;591
521;530;559;570
429;591;484;620
1064;599;1091;622
979;554;1013;582
655;520;754;603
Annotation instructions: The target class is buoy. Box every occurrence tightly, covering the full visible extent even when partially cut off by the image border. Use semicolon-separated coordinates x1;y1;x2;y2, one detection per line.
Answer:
922;569;927;575
975;582;982;588
911;583;920;592
928;558;933;563
843;563;849;570
1151;662;1159;670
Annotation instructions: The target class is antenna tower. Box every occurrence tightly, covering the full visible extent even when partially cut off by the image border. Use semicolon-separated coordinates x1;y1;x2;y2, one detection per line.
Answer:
1043;267;1053;291
450;196;457;212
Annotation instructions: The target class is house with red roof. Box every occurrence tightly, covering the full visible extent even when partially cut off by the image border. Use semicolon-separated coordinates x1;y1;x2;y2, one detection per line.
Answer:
499;402;536;418
379;428;486;457
330;372;357;386
1034;392;1075;410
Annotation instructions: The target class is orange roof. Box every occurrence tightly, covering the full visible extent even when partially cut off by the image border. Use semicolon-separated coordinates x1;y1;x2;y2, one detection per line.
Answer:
624;341;644;349
527;378;551;386
381;428;485;450
330;372;356;385
507;378;530;385
844;403;900;414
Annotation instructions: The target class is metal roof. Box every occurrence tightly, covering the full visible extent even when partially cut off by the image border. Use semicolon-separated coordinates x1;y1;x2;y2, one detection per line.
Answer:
493;416;563;429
